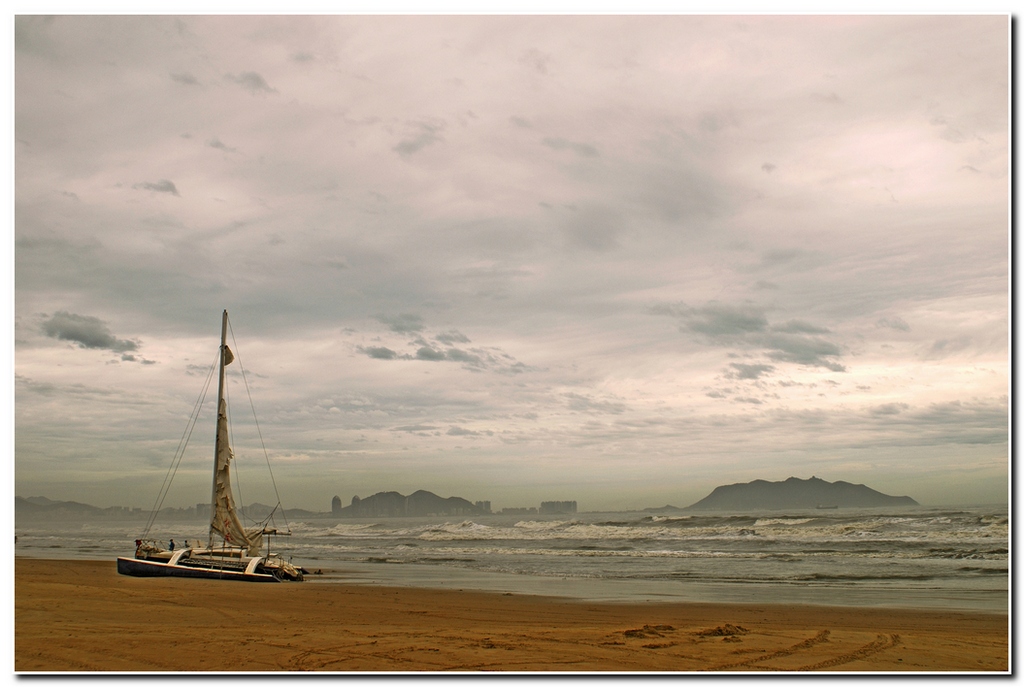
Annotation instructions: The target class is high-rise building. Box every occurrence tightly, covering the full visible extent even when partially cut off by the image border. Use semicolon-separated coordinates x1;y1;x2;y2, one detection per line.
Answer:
539;501;577;514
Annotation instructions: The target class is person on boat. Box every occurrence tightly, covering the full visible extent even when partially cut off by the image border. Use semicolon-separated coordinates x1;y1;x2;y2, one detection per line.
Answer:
169;539;175;551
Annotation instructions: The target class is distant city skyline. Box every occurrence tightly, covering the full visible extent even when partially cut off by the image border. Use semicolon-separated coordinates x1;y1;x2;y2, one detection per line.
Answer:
14;15;1008;511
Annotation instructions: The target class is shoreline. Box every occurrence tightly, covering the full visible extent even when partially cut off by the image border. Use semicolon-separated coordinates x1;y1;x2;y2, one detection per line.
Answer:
15;557;1008;672
298;559;1009;613
16;551;1009;614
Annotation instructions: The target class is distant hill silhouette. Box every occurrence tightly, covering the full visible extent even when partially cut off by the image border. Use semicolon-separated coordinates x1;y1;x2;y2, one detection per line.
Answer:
15;496;323;521
642;505;686;513
15;491;485;520
337;490;486;518
242;502;324;519
16;496;102;515
686;476;918;511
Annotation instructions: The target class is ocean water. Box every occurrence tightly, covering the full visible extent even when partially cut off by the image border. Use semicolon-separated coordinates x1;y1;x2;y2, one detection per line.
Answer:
15;506;1008;613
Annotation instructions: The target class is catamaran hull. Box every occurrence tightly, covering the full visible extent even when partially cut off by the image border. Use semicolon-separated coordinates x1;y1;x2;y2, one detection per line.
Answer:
120;312;305;582
116;556;281;582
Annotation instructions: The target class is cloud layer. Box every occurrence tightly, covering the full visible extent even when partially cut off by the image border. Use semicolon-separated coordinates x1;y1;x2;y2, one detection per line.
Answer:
13;15;1008;510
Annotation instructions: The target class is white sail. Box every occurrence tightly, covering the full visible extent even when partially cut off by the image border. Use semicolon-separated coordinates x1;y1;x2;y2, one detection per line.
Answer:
208;321;263;556
210;397;262;555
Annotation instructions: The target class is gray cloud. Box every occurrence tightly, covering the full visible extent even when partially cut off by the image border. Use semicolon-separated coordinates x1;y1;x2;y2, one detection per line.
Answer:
14;16;58;57
877;316;911;331
392;425;439;434
763;332;846;372
170;72;198;85
655;302;846;373
930;336;972;356
415;346;446;361
737;247;829;279
436;330;470;345
226;71;276;94
727;363;776;380
394;122;444;156
565;393;627;415
207;137;237;153
542;137;599;158
773;320;830;335
133;179;179;196
668;302;769;339
360;346;398;360
120;353;156;365
447;426;492;437
42;311;139;353
443;348;483;366
907;400;1007;444
377;314;424;333
356;324;529;374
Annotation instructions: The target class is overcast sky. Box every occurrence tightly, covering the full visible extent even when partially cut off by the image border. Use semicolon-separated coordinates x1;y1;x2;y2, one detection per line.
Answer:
13;14;1008;511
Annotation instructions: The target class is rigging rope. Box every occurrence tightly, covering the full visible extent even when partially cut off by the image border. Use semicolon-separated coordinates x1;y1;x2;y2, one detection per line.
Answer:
226;315;291;534
141;350;218;540
138;313;293;546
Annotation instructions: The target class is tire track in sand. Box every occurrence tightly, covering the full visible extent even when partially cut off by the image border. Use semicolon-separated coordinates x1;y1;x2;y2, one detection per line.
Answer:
286;640;387;671
795;633;901;671
711;629;831;670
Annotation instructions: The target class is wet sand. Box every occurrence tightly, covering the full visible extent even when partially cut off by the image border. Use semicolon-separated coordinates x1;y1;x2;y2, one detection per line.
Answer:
15;558;1008;672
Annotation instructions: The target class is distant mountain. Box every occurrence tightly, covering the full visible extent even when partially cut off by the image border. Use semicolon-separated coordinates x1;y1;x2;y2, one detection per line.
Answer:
16;496;102;515
686;476;918;511
336;490;486;518
642;505;686;513
242;502;324;520
15;496;328;521
23;496;62;506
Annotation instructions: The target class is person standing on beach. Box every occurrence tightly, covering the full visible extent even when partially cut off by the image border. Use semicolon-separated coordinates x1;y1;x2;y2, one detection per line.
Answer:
169;539;175;551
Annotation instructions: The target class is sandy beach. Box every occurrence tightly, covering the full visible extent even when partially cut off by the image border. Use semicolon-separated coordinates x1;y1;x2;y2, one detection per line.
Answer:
15;558;1007;673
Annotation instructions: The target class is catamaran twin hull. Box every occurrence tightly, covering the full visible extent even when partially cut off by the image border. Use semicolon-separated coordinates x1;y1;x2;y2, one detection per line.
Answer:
116;552;289;582
119;310;304;584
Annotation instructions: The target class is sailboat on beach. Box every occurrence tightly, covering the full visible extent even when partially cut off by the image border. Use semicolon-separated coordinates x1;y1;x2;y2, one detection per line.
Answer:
117;310;305;582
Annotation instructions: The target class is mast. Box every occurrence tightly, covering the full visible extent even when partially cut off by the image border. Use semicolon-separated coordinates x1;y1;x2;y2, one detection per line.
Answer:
209;309;229;547
140;310;245;551
206;310;262;555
